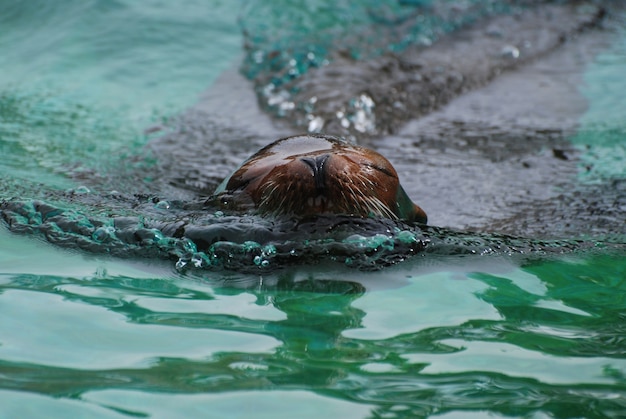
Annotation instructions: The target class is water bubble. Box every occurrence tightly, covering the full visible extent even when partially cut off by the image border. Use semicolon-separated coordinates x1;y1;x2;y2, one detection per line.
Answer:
344;234;367;247
150;229;165;243
253;254;271;268
262;83;275;97
174;238;197;256
416;35;432;46
346;94;376;133
262;244;276;255
230;362;268;371
213;210;224;218
501;45;520;59
371;234;394;251
191;252;209;268
352;110;371;133
69;185;90;194
278;101;295;116
307;116;324;133
243;241;261;252
396;230;418;244
92;226;115;243
303;96;318;113
267;89;290;106
154;200;170;210
358;94;375;109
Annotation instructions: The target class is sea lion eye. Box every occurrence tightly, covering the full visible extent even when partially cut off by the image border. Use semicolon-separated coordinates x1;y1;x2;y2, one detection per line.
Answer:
368;164;395;178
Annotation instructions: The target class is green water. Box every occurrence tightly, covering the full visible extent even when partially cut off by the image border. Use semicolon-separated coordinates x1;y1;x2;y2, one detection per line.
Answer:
0;0;241;189
1;1;626;418
573;28;626;182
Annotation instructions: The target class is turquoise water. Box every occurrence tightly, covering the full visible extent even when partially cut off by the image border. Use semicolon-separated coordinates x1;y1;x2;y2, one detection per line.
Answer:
573;28;626;182
1;1;626;418
0;0;240;189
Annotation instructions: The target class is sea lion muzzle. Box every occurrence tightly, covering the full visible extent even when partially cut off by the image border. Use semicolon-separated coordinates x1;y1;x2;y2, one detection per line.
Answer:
211;134;427;223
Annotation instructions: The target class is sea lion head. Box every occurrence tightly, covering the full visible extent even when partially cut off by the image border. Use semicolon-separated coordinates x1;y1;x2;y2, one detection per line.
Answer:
212;134;427;223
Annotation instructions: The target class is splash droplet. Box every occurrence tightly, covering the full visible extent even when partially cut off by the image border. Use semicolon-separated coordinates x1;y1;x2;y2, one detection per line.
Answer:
155;200;171;210
501;45;520;59
92;226;115;243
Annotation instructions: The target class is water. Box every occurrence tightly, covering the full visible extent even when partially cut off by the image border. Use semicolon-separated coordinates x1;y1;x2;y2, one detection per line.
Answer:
1;1;626;418
0;0;241;190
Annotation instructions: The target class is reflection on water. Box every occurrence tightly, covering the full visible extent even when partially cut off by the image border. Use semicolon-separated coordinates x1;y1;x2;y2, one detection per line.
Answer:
1;0;626;418
1;251;625;417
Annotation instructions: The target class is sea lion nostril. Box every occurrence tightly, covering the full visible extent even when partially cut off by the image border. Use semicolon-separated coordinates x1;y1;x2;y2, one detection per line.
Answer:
301;154;330;174
300;154;330;191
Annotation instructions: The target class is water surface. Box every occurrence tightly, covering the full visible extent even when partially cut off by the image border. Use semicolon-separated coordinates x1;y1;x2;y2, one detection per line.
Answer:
1;1;625;418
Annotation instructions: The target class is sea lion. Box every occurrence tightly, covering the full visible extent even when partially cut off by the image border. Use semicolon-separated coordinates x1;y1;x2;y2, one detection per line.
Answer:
211;134;427;223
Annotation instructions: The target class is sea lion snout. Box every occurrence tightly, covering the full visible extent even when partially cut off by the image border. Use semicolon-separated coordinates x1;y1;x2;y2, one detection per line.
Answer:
300;154;330;192
213;134;427;223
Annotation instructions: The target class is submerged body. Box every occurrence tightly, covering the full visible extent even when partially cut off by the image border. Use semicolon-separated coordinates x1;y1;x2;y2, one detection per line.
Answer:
212;134;427;223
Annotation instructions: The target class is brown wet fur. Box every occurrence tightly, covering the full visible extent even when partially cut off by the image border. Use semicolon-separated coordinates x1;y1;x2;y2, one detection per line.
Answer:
214;135;427;222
